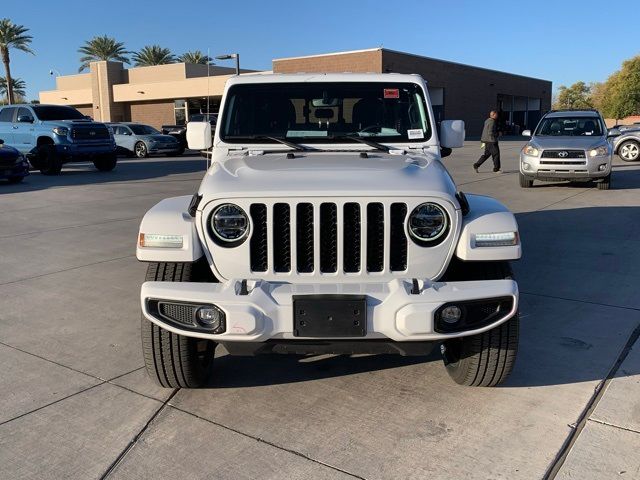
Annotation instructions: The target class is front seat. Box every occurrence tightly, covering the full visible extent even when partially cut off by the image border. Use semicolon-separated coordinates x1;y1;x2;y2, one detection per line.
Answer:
352;98;384;131
549;122;562;135
582;120;596;135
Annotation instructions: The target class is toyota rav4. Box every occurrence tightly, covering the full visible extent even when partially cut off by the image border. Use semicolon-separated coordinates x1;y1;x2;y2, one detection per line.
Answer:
136;73;522;388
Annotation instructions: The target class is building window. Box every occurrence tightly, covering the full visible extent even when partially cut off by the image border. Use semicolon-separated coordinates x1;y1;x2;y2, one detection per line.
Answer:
174;99;187;125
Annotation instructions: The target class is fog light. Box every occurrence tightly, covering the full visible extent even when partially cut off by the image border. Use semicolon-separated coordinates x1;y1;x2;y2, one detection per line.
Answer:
441;305;462;324
599;164;607;171
522;162;531;171
196;306;224;329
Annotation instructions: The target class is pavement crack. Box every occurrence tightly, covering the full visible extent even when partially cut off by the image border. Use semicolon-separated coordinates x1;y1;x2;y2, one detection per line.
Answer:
588;418;640;435
520;291;640;312
0;254;135;286
101;389;179;479
168;405;367;479
543;318;640;479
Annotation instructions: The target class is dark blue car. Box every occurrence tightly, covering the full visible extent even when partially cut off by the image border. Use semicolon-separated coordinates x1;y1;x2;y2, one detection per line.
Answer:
0;139;29;184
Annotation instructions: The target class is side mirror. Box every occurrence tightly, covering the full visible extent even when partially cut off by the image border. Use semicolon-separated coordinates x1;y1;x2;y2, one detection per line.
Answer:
607;128;621;138
440;120;465;149
522;130;532;137
187;121;212;150
0;138;4;144
17;115;34;123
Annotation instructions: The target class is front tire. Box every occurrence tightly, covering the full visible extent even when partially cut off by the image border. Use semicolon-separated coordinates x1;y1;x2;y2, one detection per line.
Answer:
93;153;117;172
519;172;533;188
141;262;217;388
618;140;640;162
597;173;611;190
441;261;519;387
37;144;63;175
134;141;148;158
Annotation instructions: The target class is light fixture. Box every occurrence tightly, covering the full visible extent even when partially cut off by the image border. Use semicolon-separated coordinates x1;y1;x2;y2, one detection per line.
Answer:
137;90;145;94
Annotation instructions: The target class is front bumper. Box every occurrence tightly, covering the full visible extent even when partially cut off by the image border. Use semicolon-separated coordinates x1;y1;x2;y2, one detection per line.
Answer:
0;158;30;180
520;153;611;180
148;144;181;154
141;278;518;342
55;142;116;162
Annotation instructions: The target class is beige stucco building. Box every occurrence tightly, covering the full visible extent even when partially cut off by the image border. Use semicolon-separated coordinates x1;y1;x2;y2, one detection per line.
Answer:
40;48;552;135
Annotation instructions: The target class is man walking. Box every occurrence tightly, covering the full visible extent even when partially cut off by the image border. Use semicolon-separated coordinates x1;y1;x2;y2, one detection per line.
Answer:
474;110;501;173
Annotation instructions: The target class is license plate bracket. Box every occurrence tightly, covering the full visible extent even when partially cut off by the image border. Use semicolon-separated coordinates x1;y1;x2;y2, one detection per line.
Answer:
293;295;366;337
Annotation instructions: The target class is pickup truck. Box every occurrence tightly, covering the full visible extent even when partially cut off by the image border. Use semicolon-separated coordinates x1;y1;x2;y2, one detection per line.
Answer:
162;113;217;148
0;104;117;175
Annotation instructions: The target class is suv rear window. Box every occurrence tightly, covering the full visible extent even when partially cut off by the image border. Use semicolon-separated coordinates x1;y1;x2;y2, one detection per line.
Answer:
536;116;603;136
0;107;15;122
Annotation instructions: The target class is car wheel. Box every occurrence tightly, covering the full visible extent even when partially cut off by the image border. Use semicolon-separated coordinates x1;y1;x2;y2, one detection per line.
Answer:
37;144;63;175
93;153;117;172
441;261;519;387
7;176;24;184
141;261;218;388
134;141;148;158
519;173;533;188
619;140;640;162
597;173;611;190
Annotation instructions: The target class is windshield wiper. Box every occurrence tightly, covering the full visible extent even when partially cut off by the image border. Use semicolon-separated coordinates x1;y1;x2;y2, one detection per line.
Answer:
328;134;390;153
225;135;313;151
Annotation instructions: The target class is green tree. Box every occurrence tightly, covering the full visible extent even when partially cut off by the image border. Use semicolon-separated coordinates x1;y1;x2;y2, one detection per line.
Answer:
132;45;175;66
0;76;25;100
78;35;130;72
0;19;34;105
178;50;212;64
600;56;640;120
553;81;593;110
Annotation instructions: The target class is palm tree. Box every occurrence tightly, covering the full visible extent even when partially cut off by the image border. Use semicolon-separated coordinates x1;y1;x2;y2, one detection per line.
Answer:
78;35;129;72
132;45;176;66
0;19;34;105
0;76;25;100
178;50;212;65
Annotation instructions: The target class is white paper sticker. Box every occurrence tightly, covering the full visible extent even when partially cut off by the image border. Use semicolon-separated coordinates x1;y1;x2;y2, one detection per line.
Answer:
407;129;424;140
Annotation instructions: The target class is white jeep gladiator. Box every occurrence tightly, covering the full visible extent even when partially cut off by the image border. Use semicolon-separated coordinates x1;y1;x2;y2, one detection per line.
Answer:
137;73;521;388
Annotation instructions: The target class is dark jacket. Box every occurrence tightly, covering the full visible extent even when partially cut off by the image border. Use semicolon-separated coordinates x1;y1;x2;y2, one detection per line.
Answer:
481;117;498;143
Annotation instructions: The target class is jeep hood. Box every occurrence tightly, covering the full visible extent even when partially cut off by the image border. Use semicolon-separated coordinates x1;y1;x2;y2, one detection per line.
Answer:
198;151;458;200
531;136;608;150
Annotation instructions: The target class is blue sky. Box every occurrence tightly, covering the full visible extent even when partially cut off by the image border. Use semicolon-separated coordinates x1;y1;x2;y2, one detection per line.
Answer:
4;0;638;100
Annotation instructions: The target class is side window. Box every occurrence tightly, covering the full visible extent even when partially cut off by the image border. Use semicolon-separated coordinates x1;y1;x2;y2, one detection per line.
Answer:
17;107;32;120
0;107;16;122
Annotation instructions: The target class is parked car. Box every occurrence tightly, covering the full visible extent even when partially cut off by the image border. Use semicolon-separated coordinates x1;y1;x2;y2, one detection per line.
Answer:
136;73;522;389
0;139;29;183
610;127;640;162
162;114;217;148
108;123;183;158
0;104;117;175
520;109;613;190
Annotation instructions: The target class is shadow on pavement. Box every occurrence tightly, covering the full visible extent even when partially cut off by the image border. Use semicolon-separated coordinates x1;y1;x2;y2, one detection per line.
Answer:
0;155;208;194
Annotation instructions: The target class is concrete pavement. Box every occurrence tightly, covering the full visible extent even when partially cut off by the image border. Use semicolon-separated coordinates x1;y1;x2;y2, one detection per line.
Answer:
0;145;638;479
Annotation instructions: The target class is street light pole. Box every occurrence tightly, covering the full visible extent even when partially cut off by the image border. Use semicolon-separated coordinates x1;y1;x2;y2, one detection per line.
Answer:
215;53;240;75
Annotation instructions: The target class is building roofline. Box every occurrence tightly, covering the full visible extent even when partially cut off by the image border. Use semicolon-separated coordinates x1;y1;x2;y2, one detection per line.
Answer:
273;48;382;62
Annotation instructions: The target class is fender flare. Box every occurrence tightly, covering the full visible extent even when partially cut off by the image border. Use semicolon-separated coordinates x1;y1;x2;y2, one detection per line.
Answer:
455;194;521;261
136;195;204;262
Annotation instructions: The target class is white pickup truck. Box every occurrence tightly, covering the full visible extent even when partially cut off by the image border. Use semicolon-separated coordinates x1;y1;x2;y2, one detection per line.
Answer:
136;73;521;388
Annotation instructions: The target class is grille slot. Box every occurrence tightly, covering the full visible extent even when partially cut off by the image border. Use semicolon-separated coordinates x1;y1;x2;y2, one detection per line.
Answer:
273;203;291;272
390;203;408;271
343;203;361;273
367;203;385;272
320;203;338;273
296;203;314;273
541;150;585;159
540;160;586;165
159;303;195;326
249;204;268;272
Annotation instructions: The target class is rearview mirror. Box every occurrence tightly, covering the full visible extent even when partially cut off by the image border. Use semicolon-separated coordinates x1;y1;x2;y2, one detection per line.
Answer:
440;120;465;149
522;130;531;137
187;121;212;150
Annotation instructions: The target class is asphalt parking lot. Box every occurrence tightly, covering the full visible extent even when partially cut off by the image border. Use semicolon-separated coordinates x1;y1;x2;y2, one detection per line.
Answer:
1;142;639;479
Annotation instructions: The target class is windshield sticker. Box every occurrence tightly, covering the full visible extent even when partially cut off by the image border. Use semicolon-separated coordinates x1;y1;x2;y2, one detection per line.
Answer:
384;88;399;99
407;129;424;140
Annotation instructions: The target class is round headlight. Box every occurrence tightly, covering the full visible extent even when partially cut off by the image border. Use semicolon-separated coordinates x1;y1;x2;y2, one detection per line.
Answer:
210;204;249;243
408;203;449;244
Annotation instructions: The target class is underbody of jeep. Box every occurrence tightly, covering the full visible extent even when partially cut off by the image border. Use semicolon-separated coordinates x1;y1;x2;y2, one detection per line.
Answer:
137;73;522;388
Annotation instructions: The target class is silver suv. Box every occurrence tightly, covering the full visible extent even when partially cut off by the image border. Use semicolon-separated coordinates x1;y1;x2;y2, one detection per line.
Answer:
519;110;613;190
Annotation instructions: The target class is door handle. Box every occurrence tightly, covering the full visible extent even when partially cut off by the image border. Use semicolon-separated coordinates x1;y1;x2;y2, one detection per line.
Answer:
12;125;18;129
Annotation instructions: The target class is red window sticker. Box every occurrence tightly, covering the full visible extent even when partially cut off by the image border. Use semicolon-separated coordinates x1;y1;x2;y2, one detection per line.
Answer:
383;88;399;99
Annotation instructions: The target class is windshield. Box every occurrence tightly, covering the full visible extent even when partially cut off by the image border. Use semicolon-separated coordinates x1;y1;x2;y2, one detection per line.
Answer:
129;124;160;135
220;82;432;144
535;116;603;136
32;106;86;121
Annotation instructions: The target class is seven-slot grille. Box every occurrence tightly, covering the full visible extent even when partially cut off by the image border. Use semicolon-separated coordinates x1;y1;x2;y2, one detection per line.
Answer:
541;150;586;159
70;125;111;141
249;201;409;274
